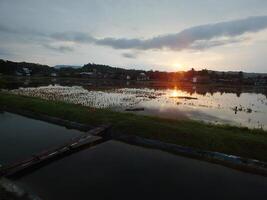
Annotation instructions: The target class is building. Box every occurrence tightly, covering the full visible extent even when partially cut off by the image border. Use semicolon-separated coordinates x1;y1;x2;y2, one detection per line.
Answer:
22;68;31;76
79;72;95;78
254;79;267;86
15;71;23;76
137;73;149;81
51;73;57;77
192;76;210;83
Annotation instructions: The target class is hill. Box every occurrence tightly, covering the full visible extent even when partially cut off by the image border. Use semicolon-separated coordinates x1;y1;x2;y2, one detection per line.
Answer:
54;65;82;69
0;59;53;76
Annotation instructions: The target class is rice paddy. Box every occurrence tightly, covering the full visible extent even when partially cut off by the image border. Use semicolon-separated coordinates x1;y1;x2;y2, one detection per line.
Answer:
8;85;267;130
1;92;267;163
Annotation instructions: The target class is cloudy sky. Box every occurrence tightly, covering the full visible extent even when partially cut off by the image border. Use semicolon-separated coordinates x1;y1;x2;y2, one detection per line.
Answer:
0;0;267;72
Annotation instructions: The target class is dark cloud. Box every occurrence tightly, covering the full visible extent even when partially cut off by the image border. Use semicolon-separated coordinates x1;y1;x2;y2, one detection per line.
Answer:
0;24;74;53
0;24;16;34
50;32;95;43
1;16;267;52
96;16;267;50
190;37;249;50
122;52;139;59
43;44;74;53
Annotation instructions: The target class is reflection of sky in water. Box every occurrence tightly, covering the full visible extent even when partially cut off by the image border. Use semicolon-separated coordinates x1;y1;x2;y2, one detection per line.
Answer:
10;86;267;130
139;89;267;129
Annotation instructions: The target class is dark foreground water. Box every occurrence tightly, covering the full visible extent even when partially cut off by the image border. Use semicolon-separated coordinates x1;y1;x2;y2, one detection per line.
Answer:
0;112;83;165
14;140;267;200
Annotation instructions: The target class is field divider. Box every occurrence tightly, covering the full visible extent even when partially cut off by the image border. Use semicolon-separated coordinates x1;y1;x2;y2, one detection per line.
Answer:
113;133;267;176
0;125;110;178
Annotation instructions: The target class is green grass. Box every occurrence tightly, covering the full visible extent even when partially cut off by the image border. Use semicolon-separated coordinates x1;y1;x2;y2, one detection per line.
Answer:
0;77;7;88
1;92;267;162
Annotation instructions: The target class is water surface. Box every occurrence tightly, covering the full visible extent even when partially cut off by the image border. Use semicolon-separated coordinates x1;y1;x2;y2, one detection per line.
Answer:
15;140;267;200
0;112;83;165
10;84;267;129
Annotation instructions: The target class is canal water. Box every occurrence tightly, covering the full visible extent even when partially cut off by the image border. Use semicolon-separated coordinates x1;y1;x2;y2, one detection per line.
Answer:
0;112;83;165
14;140;267;200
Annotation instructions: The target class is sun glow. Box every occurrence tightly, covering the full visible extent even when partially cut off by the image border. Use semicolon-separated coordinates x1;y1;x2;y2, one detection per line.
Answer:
172;63;184;71
170;90;179;97
169;87;181;98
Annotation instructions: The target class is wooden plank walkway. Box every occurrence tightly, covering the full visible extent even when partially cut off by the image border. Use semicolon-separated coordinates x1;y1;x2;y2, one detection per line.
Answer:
0;125;110;178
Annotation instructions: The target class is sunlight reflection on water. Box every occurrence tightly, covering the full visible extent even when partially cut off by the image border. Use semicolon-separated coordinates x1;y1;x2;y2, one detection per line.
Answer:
10;85;267;130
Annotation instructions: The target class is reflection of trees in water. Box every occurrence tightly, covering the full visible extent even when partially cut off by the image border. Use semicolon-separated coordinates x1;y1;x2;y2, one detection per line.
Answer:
177;85;266;97
2;77;267;98
4;78;51;89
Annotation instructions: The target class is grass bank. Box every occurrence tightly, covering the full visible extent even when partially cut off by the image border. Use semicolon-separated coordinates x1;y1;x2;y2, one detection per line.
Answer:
0;77;7;88
1;92;267;162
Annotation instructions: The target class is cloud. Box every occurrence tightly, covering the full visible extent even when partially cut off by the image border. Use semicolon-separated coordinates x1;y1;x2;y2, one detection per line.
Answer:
0;24;16;34
122;52;139;59
0;47;11;56
48;15;267;51
190;37;249;50
0;24;46;37
1;15;267;52
95;16;267;50
50;32;95;43
43;44;74;53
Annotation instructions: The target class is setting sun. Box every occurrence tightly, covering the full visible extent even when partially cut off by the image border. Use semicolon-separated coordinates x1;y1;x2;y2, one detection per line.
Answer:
170;90;179;97
169;87;182;98
172;63;185;71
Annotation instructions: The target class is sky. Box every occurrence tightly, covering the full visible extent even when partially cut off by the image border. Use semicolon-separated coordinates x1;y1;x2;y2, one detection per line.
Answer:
0;0;267;72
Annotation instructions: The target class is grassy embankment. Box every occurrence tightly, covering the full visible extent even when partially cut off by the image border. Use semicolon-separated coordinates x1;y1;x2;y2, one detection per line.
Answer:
0;92;267;162
0;77;7;88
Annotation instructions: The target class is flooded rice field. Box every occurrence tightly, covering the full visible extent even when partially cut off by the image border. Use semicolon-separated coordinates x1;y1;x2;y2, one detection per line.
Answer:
1;87;267;200
0;112;83;166
8;83;267;130
13;140;267;200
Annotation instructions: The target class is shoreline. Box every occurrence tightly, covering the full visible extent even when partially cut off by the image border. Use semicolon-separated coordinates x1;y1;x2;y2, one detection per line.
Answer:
2;75;267;89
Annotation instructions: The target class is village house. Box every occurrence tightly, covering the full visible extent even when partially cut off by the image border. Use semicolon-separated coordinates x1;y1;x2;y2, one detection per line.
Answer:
254;78;267;86
15;71;23;76
192;75;210;84
137;72;149;81
22;67;31;76
79;72;95;78
51;72;57;77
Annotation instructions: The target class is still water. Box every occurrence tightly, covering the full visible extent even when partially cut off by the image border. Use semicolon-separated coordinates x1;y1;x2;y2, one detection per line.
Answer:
9;83;267;130
0;112;83;165
0;105;267;199
14;140;267;200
